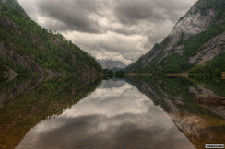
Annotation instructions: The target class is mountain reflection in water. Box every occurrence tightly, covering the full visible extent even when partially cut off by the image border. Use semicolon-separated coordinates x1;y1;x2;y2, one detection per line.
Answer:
16;79;194;149
0;77;225;149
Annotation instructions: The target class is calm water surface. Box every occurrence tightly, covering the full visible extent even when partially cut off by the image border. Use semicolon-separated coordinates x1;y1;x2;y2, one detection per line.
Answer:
1;77;225;149
16;79;195;149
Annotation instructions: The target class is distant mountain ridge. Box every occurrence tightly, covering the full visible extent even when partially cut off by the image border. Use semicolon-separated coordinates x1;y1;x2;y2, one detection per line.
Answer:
98;60;126;70
126;0;225;75
0;0;102;78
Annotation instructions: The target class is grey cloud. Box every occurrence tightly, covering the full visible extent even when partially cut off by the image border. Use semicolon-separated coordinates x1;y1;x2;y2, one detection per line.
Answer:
110;27;139;36
113;0;192;26
113;0;162;25
36;0;104;33
18;0;196;64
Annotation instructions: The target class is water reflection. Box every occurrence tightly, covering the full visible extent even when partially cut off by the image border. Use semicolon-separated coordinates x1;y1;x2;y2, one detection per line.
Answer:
1;76;225;149
16;79;195;149
126;76;225;149
0;77;101;149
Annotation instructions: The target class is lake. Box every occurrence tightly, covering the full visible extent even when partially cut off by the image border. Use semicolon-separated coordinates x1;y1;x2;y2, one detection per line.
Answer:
0;76;225;149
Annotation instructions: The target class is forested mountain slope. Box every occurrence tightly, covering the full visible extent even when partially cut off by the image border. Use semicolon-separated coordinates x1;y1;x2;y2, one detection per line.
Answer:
0;0;102;78
127;0;225;75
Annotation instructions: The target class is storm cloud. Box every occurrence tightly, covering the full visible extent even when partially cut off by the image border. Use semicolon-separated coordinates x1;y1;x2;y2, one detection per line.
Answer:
36;0;104;33
18;0;197;64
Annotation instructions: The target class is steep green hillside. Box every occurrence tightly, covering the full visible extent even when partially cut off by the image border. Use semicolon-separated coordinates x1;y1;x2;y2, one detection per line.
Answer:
0;0;102;77
127;0;225;75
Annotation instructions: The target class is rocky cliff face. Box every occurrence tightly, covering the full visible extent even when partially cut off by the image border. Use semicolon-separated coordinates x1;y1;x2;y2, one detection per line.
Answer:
0;0;102;79
127;0;225;74
189;31;225;64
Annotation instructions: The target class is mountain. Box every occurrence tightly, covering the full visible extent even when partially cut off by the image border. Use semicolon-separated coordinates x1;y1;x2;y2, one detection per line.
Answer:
0;0;102;79
126;0;225;75
98;60;126;70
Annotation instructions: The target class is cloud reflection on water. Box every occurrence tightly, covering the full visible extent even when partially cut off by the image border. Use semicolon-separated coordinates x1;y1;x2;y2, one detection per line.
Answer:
16;79;195;149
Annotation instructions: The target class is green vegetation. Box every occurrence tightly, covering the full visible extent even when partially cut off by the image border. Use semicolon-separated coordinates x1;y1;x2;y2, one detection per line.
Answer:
0;0;102;76
194;0;225;20
103;69;125;77
128;0;225;75
191;52;225;75
136;20;225;75
114;70;125;76
103;69;114;75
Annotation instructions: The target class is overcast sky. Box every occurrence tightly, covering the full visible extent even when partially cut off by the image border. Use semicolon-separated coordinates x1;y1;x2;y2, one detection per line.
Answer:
18;0;197;64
